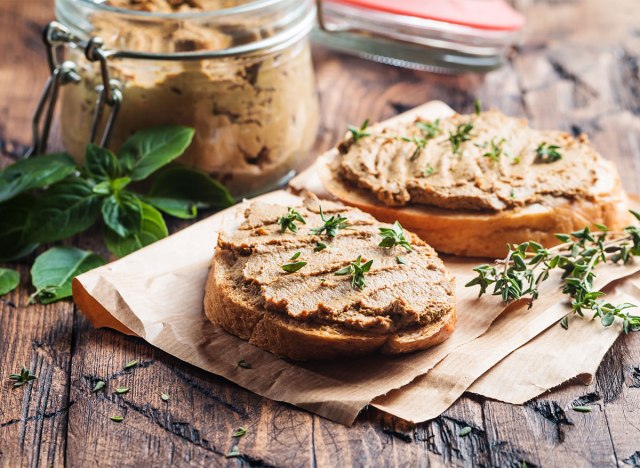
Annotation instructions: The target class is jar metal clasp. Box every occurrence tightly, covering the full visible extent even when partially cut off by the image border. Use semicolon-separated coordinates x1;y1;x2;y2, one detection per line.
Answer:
27;21;122;157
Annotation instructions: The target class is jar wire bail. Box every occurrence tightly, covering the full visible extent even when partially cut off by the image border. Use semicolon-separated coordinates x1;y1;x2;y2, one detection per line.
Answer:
27;21;122;157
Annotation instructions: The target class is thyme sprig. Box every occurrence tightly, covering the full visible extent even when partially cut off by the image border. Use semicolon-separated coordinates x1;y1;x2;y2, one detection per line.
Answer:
348;119;371;143
400;136;428;161
449;123;474;154
483;138;506;163
416;119;441;139
535;142;562;163
423;164;436;177
9;366;37;388
277;207;306;233
378;221;413;252
310;206;349;238
465;214;640;332
335;256;373;290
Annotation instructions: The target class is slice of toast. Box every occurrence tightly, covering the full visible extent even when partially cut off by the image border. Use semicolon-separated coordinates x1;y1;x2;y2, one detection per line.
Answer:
204;196;456;361
297;103;632;259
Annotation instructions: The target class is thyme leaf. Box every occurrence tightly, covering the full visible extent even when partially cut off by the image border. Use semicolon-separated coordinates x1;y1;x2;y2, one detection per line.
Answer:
535;142;562;163
483;138;506;163
237;360;251;369
474;99;482;116
277;207;306;233
93;380;105;392
416;119;441;139
400;136;428;161
449;122;474;154
281;261;307;273
378;221;413;252
334;256;373;290
423;164;437;177
123;359;139;370
314;242;327;252
310;206;349;238
8;366;37;388
233;427;248;438
348;119;371;143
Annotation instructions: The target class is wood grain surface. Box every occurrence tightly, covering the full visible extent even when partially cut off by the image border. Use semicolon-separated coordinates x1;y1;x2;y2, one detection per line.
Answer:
1;0;640;466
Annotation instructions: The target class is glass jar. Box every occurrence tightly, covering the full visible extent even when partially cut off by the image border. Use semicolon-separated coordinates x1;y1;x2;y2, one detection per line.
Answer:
54;0;319;197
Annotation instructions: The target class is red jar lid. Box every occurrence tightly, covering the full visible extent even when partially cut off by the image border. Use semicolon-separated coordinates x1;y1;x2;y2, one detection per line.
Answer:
329;0;525;31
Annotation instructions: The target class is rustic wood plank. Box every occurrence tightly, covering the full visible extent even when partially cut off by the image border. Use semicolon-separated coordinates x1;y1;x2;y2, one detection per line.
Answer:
0;1;73;467
0;268;72;468
2;0;640;466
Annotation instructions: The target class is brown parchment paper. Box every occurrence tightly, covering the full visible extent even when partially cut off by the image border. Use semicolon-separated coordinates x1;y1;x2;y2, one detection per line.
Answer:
467;275;640;403
370;264;640;422
74;189;517;426
73;101;640;426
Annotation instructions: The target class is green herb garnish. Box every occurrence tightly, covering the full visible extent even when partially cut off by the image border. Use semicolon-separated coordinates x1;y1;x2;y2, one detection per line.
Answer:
459;426;472;437
226;445;240;458
400;136;427;161
310;206;349;238
8;366;37;388
0;126;234;302
281;261;307;273
335;256;374;290
483;138;505;163
0;268;19;297
348;119;371;143
110;415;124;423
423;164;436;177
115;387;129;395
560;316;569;330
161;393;170;402
93;381;105;392
237;360;251;369
378;221;413;252
233;427;248;438
396;256;407;265
465;213;640;333
29;247;106;304
572;405;592;413
277;207;306;233
535;142;562;163
123;359;139;370
416;119;441;139
474;99;482;115
314;242;327;252
290;251;301;260
449;122;474;154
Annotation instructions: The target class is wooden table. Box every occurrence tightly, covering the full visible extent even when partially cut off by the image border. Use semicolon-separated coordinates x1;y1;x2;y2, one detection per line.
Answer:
2;0;640;466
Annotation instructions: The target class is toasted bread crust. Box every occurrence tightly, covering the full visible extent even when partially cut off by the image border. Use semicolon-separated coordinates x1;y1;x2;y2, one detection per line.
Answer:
205;262;456;360
320;155;632;259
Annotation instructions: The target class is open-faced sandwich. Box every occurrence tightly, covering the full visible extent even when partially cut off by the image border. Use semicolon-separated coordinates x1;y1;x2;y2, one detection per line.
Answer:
320;109;631;258
204;195;456;360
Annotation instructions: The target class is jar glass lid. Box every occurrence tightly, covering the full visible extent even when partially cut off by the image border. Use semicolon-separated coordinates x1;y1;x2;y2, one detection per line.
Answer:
313;0;525;73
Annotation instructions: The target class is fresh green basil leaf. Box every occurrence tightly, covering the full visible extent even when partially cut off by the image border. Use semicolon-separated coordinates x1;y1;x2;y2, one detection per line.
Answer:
0;195;39;261
101;192;143;238
111;177;131;192
144;196;197;219
30;177;101;243
0;268;20;296
0;153;76;203
30;247;106;304
147;165;234;210
92;181;111;195
117;126;195;181
85;144;121;181
104;202;168;258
